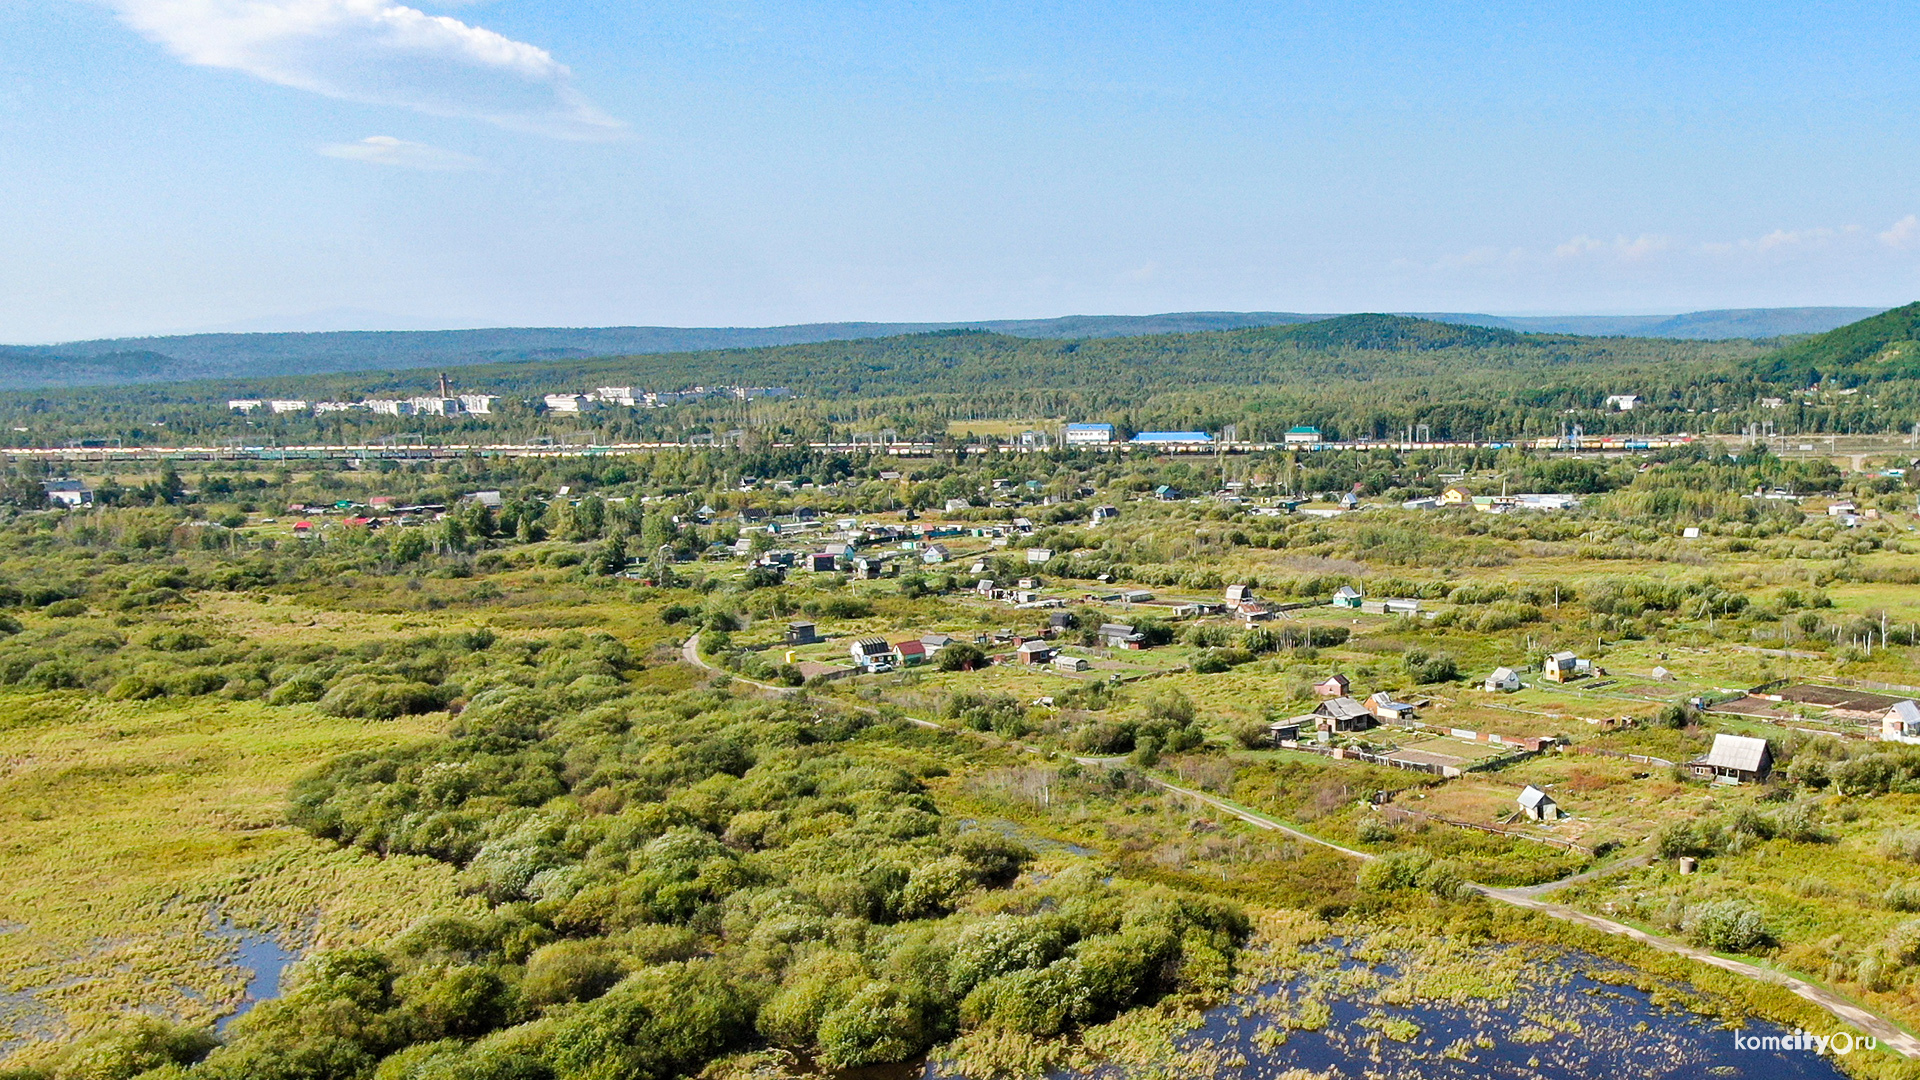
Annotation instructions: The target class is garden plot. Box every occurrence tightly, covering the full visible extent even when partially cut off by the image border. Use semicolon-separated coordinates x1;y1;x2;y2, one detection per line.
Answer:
1772;683;1907;714
1379;731;1516;770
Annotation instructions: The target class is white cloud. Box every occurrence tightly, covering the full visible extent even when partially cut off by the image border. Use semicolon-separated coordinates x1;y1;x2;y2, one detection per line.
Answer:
319;135;480;170
101;0;625;139
1552;234;1668;261
1881;215;1920;251
1697;223;1867;257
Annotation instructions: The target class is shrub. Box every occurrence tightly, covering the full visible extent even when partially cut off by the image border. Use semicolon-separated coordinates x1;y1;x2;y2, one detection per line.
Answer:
1192;651;1230;674
319;675;444;720
1129;736;1161;768
546;961;754;1080
1881;829;1920;862
1400;649;1458;685
523;940;625;1007
1657;819;1719;859
936;643;986;672
1685;899;1772;953
36;1016;216;1080
1356;850;1468;899
817;981;931;1067
1885;882;1920;912
1356;817;1396;843
1229;718;1271;749
1141;688;1195;725
267;675;327;706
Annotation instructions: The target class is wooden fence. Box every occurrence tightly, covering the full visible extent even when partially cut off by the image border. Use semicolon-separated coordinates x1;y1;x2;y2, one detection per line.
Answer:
1567;745;1674;768
1380;803;1591;854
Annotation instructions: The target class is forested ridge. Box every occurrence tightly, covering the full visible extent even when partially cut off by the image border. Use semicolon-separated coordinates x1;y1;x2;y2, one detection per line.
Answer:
0;307;1885;391
0;315;1804;447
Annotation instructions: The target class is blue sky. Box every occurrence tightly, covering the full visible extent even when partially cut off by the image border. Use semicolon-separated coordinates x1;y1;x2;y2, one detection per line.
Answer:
5;1;1920;342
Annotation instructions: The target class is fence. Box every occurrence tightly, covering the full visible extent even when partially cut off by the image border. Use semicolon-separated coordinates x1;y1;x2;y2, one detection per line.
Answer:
1380;803;1591;854
1567;745;1675;768
1286;742;1449;776
1836;677;1920;697
1284;741;1534;778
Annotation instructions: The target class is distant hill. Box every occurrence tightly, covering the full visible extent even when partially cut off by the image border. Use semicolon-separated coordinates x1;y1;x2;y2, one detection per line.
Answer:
0;306;1888;391
1421;307;1891;339
1262;313;1524;352
1744;301;1920;386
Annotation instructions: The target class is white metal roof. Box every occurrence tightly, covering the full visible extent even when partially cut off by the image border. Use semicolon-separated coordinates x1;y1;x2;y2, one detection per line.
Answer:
1700;733;1770;772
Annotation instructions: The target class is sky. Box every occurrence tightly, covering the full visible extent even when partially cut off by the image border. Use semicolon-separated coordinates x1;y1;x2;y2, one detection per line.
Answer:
6;1;1920;343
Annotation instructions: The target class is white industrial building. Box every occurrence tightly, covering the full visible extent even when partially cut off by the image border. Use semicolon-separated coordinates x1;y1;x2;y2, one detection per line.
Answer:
1065;423;1116;445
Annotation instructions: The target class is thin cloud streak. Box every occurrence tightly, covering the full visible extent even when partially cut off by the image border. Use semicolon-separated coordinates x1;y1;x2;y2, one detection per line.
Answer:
318;135;481;170
100;0;625;139
1418;217;1920;276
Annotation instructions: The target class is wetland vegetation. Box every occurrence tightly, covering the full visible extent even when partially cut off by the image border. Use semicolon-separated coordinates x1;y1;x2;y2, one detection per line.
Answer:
9;311;1920;1078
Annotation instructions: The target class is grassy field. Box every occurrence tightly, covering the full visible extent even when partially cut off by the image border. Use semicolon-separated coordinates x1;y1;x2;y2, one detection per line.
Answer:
0;690;474;1043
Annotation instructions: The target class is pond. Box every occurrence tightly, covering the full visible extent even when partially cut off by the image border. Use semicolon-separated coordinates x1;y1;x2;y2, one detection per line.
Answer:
208;918;301;1034
1152;957;1857;1080
890;943;1859;1080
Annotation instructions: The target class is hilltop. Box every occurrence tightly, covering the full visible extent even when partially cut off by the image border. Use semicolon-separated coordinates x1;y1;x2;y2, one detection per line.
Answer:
1745;301;1920;386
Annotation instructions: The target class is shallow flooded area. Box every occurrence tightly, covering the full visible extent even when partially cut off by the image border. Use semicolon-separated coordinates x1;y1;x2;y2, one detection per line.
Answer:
208;918;300;1034
895;940;1860;1080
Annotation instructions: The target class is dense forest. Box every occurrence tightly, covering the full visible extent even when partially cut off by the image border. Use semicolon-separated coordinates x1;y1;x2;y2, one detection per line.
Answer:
0;307;1883;391
0;313;1850;450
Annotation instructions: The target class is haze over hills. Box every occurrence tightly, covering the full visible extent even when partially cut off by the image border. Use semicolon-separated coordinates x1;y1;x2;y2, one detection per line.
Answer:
0;306;1890;392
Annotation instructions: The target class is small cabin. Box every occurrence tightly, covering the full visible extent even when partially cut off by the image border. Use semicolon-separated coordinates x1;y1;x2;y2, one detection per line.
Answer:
1314;673;1351;698
1314;696;1375;732
1483;667;1520;692
1267;719;1304;745
1542;651;1582;683
1052;654;1090;673
849;637;894;672
1517;785;1559;821
1017;641;1055;665
1332;586;1364;609
1688;733;1773;784
785;621;818;646
1367;691;1416;722
1885;700;1920;744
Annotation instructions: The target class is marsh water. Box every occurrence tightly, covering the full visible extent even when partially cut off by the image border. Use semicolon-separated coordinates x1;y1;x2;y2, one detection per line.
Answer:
880;944;1856;1080
209;918;300;1034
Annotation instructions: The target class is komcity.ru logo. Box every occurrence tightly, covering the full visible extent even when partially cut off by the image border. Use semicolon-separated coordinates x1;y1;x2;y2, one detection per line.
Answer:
1732;1029;1877;1056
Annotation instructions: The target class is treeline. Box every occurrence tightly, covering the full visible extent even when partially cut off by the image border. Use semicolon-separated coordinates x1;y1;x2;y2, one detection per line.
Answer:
0;314;1864;449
